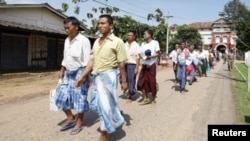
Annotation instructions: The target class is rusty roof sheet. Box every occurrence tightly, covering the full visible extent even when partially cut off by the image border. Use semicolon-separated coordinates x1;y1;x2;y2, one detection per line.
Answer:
189;22;213;29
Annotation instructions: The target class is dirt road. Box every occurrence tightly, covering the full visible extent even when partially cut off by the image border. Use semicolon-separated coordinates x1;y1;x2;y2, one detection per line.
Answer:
0;61;234;141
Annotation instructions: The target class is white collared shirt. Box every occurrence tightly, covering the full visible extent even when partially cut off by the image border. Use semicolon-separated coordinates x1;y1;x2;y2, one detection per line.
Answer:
169;50;177;63
189;50;199;61
61;33;91;70
125;41;140;64
198;50;209;60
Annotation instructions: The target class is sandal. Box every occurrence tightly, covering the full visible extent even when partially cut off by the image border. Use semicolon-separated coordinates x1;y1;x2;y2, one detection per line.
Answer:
139;100;150;105
70;127;83;135
60;121;77;131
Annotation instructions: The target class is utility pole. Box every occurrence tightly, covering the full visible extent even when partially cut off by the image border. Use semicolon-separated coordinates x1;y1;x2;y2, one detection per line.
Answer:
165;14;173;56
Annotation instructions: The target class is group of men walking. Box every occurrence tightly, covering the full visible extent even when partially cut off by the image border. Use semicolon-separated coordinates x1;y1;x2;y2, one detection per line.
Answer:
51;14;235;141
168;41;236;93
53;15;160;141
169;43;221;93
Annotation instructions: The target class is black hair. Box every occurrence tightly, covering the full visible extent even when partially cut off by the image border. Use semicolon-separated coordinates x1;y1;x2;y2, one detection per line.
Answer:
128;30;136;35
63;16;80;27
127;30;137;39
99;14;113;25
144;29;153;37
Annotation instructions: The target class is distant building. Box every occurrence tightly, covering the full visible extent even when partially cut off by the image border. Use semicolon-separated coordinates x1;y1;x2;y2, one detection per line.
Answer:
170;12;237;53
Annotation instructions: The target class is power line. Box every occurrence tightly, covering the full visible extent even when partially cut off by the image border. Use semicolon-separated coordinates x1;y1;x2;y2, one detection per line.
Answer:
92;0;147;20
116;0;154;14
110;0;156;25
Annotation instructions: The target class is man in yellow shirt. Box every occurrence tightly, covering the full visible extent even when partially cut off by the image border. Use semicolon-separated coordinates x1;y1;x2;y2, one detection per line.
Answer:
74;14;127;141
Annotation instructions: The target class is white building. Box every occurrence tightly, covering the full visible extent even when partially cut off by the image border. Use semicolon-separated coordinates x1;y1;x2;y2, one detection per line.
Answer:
170;12;237;53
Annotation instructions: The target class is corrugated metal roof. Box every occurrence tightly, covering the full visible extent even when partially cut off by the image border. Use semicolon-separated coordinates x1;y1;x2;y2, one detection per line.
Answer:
0;20;66;34
0;3;88;31
0;3;67;19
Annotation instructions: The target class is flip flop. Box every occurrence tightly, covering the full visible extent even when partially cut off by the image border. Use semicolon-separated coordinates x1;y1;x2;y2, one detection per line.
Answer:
139;100;150;105
70;127;83;135
57;119;67;126
58;115;78;126
60;121;77;131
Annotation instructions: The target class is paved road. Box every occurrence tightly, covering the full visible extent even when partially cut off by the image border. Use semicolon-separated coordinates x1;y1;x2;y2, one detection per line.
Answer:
0;61;234;141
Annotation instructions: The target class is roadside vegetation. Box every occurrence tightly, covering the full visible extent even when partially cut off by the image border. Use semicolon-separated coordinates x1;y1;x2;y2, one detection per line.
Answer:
231;62;250;124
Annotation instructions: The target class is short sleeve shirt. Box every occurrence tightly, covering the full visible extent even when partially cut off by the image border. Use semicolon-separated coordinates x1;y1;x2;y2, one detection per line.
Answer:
90;34;127;72
124;41;140;64
169;50;177;63
140;40;160;65
61;33;91;70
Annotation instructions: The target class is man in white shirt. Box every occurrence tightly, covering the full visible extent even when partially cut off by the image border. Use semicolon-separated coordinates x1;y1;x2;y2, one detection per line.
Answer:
124;30;140;102
137;29;160;106
55;16;91;135
176;42;189;92
188;45;198;85
197;46;208;77
169;43;179;85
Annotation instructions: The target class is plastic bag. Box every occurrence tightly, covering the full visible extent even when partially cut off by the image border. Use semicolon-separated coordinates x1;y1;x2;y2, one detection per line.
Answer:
186;64;193;75
49;89;59;111
206;63;211;72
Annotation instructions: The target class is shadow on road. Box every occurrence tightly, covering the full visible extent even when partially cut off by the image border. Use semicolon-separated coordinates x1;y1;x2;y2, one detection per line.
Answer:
119;91;142;102
244;116;250;124
84;111;100;127
106;124;126;141
212;73;246;82
94;111;132;141
57;112;100;128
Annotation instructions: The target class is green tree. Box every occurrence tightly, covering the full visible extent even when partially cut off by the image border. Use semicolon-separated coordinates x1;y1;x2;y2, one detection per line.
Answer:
58;1;155;43
224;0;250;52
83;6;149;43
147;8;168;53
235;10;250;52
169;25;202;52
224;0;249;25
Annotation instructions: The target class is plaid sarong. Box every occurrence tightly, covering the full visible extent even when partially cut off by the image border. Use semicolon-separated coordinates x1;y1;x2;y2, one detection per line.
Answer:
55;67;90;113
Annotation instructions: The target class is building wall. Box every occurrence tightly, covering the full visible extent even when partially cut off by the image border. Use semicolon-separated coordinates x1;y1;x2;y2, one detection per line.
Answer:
200;30;212;45
0;5;68;72
0;7;65;33
170;17;237;53
0;31;65;71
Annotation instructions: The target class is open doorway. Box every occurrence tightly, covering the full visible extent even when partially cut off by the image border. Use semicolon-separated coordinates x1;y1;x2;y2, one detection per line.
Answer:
216;45;227;54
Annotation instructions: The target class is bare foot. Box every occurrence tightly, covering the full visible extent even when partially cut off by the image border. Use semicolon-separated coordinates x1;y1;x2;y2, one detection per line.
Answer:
126;96;132;103
73;119;83;129
99;131;108;141
174;80;177;86
65;116;76;124
151;100;156;107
